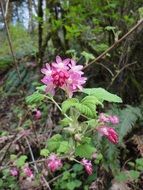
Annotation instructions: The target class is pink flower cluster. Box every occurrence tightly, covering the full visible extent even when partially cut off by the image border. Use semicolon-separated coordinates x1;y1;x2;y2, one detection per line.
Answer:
99;113;119;124
46;154;62;172
81;158;93;175
23;166;34;178
41;56;86;97
97;126;118;144
10;168;18;177
98;113;119;144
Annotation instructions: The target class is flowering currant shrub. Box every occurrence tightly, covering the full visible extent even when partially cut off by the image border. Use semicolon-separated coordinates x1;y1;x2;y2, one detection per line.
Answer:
25;56;122;178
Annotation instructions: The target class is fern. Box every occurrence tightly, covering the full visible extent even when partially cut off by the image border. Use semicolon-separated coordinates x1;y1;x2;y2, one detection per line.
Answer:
118;105;141;141
108;105;141;142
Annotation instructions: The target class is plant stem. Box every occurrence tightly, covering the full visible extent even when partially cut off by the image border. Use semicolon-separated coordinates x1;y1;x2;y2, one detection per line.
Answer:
47;96;72;121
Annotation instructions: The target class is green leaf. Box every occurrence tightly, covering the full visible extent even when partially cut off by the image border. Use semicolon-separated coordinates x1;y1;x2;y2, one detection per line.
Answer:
36;85;46;92
62;98;79;113
72;164;83;172
40;149;50;157
73;103;95;118
16;155;27;167
129;170;140;181
26;91;45;104
57;141;69;153
115;171;128;182
47;134;63;152
66;180;82;190
83;88;122;103
81;95;103;106
0;179;3;187
75;143;96;158
60;117;72;127
81;51;95;62
10;154;17;161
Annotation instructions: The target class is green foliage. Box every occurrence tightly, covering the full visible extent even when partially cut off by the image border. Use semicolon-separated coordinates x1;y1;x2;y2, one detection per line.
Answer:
0;169;19;190
0;24;37;58
47;134;63;152
16;155;27;168
135;158;143;171
40;149;50;157
62;98;79;113
53;170;82;190
62;94;104;118
47;134;71;154
81;51;95;63
113;105;141;141
26;91;45;104
75;143;96;159
83;88;122;103
57;141;70;153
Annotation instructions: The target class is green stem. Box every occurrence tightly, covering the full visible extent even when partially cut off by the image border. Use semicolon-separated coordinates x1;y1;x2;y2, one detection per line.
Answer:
46;96;72;121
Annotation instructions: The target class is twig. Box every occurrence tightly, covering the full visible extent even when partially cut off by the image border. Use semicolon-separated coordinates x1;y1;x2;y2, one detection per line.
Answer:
48;168;73;184
83;19;143;70
25;136;51;190
107;62;136;88
0;131;20;163
98;62;114;77
25;137;39;173
0;0;21;80
5;0;9;17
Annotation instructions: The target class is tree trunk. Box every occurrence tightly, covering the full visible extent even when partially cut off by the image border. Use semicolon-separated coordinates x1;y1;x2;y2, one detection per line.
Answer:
38;0;43;66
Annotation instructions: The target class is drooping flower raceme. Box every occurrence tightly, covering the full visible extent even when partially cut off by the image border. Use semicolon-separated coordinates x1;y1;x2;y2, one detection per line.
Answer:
99;113;110;123
23;166;34;179
41;56;86;97
10;168;18;177
97;126;118;144
109;115;119;125
46;154;62;172
81;158;93;175
99;113;119;125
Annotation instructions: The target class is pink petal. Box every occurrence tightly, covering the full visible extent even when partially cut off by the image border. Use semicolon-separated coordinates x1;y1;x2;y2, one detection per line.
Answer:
56;56;62;64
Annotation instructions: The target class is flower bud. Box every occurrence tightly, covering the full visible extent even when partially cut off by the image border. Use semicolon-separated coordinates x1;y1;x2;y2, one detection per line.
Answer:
81;158;93;175
46;154;62;172
10;168;18;177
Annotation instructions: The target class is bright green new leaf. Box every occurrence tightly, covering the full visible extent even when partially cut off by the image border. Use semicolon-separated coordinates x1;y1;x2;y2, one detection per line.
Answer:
16;155;27;167
62;98;79;113
26;91;45;104
47;134;63;152
83;88;122;103
57;141;69;153
75;143;96;158
40;149;50;157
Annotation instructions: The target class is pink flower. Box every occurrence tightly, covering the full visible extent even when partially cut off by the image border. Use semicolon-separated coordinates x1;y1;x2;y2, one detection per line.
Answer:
47;154;62;172
33;109;42;120
52;56;70;71
97;126;118;144
10;168;18;177
109;115;119;124
23;166;34;178
41;56;86;97
99;113;119;125
81;158;93;175
99;113;110;123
